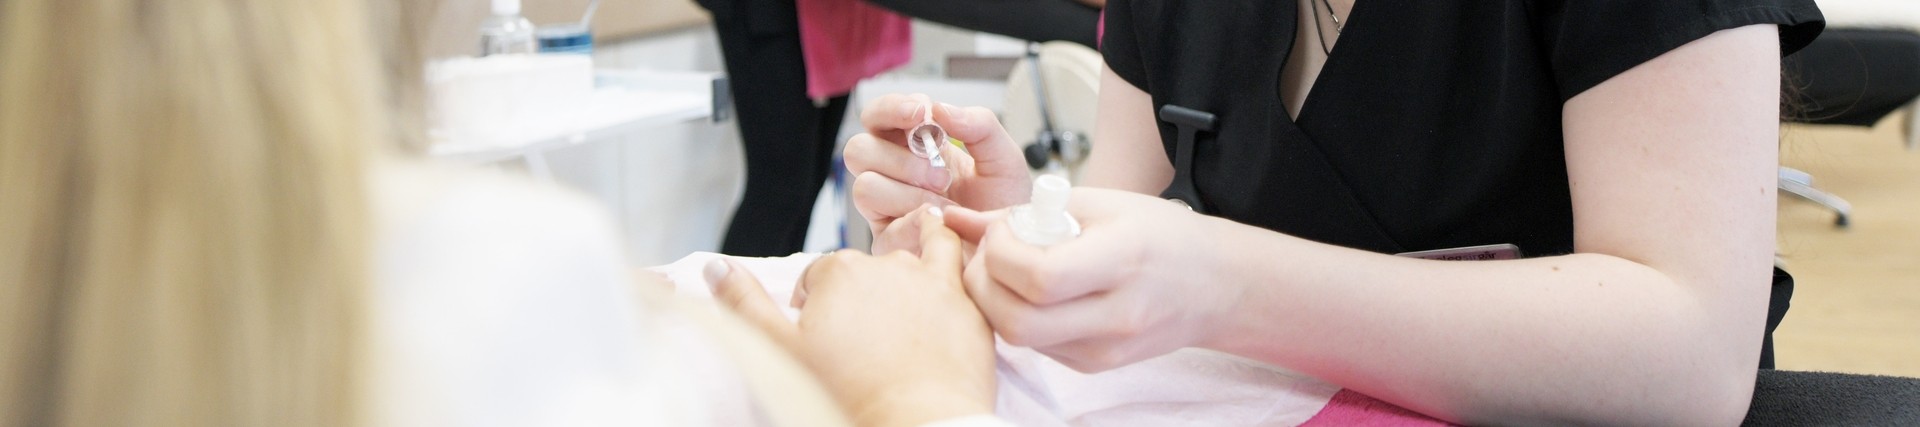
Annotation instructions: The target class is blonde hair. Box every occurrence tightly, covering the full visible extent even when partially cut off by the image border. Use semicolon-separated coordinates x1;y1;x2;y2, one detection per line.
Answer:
0;0;394;425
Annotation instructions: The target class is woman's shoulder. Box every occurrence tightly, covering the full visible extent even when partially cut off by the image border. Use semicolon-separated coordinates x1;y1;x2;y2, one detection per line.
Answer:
366;161;821;426
366;160;636;328
366;161;662;425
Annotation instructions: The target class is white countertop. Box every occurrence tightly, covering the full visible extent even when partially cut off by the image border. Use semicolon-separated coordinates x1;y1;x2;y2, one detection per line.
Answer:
430;70;718;165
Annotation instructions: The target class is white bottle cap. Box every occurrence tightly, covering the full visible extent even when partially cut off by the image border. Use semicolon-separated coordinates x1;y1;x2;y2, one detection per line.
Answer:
492;0;521;15
1010;174;1080;246
1032;175;1070;220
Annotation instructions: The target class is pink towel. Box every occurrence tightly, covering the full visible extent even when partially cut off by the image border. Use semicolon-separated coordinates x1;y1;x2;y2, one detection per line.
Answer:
1097;9;1105;47
796;0;912;100
1301;389;1455;426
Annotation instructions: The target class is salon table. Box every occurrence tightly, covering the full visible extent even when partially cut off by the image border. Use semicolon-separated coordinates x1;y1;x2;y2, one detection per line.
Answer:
652;252;1920;426
430;69;721;179
428;69;749;266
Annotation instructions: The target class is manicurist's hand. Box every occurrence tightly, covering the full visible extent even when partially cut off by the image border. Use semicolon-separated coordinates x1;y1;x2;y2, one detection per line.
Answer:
844;93;1032;255
709;208;997;427
945;188;1244;373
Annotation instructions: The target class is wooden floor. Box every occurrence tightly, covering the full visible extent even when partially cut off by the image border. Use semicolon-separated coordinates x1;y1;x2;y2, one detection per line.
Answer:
1774;113;1920;377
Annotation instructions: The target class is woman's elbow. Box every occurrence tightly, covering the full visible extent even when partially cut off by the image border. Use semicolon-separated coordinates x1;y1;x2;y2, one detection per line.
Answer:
1682;363;1758;426
1563;331;1761;425
1629;345;1758;426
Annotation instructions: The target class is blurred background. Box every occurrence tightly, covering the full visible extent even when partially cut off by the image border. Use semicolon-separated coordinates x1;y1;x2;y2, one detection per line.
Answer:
1776;120;1919;378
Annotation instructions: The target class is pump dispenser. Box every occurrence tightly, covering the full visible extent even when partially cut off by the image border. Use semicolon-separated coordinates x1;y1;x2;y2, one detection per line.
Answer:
1010;175;1081;246
479;0;538;56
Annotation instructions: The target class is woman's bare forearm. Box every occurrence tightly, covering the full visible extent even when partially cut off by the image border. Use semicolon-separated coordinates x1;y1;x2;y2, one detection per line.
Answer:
1198;218;1765;425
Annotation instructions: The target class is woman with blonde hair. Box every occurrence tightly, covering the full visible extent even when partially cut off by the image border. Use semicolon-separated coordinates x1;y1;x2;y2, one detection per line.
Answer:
0;0;997;426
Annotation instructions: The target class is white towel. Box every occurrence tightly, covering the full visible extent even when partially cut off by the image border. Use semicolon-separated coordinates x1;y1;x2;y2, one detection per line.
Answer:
652;252;1343;426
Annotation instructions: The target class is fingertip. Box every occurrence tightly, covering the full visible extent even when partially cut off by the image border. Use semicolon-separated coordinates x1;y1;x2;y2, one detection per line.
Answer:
703;258;731;290
863;93;933;132
919;203;943;222
955;106;1000;140
936;102;964;125
899;99;922;121
946;205;982;217
929;102;981;137
918;206;956;242
919;207;959;240
943;206;997;243
924;162;955;193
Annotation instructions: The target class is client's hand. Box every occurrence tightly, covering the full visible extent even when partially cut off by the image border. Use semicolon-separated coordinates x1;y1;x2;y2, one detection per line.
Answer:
710;207;997;427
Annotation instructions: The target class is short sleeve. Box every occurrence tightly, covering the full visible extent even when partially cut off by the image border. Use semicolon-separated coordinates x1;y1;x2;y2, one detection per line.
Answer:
1533;0;1825;101
1100;0;1151;91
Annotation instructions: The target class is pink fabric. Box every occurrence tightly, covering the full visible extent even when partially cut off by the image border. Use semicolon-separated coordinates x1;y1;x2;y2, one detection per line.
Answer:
1301;389;1456;427
796;0;912;99
1097;9;1105;48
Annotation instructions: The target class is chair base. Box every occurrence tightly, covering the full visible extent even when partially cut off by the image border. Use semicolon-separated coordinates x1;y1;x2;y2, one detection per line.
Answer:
1780;167;1853;228
1907;100;1918;151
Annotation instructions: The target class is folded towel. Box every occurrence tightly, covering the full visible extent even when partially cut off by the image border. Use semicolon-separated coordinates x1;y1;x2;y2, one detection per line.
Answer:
654;253;1361;426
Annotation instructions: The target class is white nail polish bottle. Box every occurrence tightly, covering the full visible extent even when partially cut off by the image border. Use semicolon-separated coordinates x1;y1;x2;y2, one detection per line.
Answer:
1010;175;1081;246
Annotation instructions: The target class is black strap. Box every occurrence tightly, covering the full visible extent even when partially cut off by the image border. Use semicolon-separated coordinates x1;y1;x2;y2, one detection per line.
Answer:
1760;267;1794;370
1159;104;1216;213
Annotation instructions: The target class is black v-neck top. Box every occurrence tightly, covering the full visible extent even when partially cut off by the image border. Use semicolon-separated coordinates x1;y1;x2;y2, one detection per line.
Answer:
1102;0;1823;255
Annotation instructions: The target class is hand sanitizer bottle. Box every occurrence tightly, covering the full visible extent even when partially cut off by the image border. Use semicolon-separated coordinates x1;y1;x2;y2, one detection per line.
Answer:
479;0;538;56
1010;175;1081;246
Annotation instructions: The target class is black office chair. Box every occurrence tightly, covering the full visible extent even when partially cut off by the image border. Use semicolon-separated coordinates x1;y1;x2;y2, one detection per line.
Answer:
1744;370;1920;426
1743;269;1920;425
1779;29;1920;227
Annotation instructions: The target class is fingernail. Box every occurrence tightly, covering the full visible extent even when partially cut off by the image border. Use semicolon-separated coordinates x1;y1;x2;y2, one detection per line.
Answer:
926;166;953;191
900;101;921;120
928;206;944;217
703;258;731;289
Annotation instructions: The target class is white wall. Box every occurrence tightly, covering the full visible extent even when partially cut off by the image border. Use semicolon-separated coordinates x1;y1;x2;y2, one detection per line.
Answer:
532;27;744;266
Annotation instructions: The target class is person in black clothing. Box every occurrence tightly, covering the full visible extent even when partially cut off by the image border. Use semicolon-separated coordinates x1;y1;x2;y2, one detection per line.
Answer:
697;0;1100;256
843;0;1827;423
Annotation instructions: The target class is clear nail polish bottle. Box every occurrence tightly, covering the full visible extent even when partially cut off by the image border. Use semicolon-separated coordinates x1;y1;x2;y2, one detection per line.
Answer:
908;106;955;194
